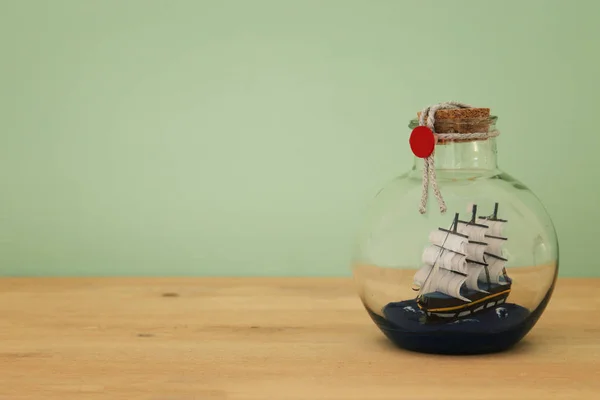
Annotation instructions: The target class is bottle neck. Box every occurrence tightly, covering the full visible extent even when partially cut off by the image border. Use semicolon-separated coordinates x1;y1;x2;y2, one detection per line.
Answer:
411;139;499;175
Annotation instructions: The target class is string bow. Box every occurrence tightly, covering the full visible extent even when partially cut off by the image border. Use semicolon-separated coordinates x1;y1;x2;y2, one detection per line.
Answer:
417;102;500;214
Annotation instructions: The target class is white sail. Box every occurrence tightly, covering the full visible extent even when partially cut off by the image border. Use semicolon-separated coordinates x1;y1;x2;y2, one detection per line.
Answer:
420;268;470;302
422;246;468;274
465;262;487;292
429;229;486;263
428;230;467;253
413;264;433;288
464;242;486;263
483;220;505;237
422;245;442;266
485;236;505;255
456;222;487;242
486;258;508;285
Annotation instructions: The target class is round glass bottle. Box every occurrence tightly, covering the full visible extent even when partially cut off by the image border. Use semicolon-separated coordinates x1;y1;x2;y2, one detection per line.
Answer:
352;104;558;355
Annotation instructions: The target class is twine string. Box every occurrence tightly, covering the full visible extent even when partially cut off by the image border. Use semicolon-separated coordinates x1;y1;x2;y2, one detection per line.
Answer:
418;102;500;214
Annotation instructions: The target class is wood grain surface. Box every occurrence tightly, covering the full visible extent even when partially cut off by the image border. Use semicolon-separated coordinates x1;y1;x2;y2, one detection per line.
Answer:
0;277;598;400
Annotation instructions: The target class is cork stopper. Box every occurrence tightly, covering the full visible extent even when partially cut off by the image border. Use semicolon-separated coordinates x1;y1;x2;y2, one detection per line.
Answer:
416;107;492;143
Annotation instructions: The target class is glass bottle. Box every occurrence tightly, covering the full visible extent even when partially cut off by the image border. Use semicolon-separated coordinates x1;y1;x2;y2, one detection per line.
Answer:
351;104;558;355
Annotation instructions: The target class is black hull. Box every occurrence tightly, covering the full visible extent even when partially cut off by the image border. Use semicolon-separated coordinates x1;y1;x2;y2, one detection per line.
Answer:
417;282;512;320
370;269;557;355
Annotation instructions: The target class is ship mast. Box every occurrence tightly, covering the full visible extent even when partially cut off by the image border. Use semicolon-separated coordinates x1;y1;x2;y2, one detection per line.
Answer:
415;213;460;299
479;202;509;286
462;204;491;290
491;202;508;279
413;204;495;302
470;204;491;290
412;202;509;308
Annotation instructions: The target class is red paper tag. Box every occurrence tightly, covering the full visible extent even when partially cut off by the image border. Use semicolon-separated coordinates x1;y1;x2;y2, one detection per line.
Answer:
409;126;436;158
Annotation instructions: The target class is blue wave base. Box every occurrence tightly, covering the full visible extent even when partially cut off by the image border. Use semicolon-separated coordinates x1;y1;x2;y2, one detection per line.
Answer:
365;299;535;355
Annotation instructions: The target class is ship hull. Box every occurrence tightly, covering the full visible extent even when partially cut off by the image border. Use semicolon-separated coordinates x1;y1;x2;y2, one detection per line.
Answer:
417;282;512;320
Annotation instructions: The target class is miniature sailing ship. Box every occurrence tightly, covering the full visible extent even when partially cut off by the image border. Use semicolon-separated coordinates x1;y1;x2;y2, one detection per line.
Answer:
412;203;512;320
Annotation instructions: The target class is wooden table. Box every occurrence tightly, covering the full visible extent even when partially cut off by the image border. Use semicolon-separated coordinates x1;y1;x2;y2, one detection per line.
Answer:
0;277;598;399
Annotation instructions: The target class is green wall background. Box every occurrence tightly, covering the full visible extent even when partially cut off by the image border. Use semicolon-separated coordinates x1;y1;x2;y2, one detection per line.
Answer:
1;0;598;277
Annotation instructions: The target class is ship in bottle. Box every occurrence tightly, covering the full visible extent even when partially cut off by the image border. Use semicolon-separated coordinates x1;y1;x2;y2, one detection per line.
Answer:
412;203;512;320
